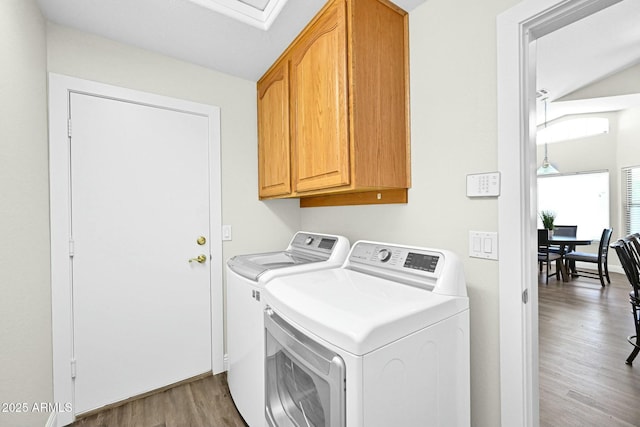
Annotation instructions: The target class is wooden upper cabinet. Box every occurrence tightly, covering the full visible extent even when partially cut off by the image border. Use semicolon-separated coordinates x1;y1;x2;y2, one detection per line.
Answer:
349;0;410;191
257;0;410;206
257;60;291;198
290;0;350;193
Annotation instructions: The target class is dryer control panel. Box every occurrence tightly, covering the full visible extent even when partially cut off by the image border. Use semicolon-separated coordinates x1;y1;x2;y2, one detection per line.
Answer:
348;242;442;280
345;241;466;296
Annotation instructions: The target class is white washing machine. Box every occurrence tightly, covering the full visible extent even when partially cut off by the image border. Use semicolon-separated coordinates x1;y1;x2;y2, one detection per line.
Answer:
263;240;470;427
226;232;350;427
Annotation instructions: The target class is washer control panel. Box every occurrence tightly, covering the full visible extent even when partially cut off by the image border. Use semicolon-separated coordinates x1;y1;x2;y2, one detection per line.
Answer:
289;232;342;258
348;241;444;280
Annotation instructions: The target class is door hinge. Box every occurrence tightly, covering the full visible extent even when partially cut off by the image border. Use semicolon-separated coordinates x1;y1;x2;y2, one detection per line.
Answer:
67;119;72;138
70;359;77;379
69;238;75;257
522;288;529;304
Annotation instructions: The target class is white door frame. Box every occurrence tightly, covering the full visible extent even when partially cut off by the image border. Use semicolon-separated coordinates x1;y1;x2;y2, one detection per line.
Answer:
48;73;224;427
497;0;622;425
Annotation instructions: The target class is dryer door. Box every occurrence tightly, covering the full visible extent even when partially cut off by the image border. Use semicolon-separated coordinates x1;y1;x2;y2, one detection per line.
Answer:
264;308;345;427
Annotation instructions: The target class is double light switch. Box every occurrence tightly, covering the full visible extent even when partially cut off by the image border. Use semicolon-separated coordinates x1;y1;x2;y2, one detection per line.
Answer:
469;231;498;260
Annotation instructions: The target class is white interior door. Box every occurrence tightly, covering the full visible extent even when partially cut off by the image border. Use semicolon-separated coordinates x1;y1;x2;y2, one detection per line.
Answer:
70;92;212;414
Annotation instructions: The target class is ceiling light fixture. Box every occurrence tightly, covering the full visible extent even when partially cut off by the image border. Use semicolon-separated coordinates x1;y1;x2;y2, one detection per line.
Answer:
187;0;288;30
537;95;560;176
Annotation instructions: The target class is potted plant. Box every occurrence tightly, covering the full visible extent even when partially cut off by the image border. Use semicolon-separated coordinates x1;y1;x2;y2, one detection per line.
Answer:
539;210;556;237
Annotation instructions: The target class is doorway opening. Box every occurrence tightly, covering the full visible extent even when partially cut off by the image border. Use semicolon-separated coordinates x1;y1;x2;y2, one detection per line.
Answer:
497;0;624;425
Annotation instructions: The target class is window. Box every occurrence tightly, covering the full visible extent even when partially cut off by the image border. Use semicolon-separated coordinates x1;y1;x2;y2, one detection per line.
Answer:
537;171;609;240
186;0;287;30
537;117;609;145
623;166;640;235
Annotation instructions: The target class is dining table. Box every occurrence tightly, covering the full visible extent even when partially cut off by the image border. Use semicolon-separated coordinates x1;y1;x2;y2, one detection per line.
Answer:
547;235;594;282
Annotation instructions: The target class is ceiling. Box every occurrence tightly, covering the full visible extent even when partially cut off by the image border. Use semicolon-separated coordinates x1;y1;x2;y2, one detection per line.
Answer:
36;0;425;82
536;0;640;123
36;0;640;119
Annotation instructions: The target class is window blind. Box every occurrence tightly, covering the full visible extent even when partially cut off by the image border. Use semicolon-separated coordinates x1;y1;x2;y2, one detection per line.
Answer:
623;166;640;235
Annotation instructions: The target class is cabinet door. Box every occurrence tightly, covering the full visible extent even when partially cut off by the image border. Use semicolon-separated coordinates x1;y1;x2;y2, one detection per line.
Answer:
290;0;350;193
258;60;291;198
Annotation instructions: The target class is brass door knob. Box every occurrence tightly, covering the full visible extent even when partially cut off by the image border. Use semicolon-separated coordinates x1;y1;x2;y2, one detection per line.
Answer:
189;254;207;264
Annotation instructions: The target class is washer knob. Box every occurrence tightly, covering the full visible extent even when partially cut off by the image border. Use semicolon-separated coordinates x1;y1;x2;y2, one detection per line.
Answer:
305;236;315;245
377;248;391;262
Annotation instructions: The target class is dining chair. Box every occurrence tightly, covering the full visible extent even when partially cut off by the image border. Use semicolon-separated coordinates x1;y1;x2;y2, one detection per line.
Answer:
630;233;640;263
627;234;640;268
548;225;578;254
611;238;640;365
538;229;563;284
564;228;613;287
553;225;578;237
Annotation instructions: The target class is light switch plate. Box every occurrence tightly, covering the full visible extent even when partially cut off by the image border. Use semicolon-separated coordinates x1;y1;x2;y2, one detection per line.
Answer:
467;172;500;197
222;225;232;241
469;231;498;260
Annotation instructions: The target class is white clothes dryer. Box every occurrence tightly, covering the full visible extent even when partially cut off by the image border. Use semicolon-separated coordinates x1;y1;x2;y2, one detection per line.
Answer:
263;240;470;427
226;232;350;427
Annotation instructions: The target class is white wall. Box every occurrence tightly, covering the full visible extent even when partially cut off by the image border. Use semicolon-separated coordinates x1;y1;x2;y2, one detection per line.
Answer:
617;107;640;169
0;1;52;427
301;0;518;425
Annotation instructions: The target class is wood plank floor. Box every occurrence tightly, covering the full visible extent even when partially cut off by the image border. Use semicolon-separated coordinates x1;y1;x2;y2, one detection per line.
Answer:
70;372;247;427
539;271;640;427
72;271;640;427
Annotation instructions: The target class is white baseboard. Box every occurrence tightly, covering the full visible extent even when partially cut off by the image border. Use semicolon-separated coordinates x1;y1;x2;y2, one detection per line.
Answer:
608;264;624;275
573;261;623;275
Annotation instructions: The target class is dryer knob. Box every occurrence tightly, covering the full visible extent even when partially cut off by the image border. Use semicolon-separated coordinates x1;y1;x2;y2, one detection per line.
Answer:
377;249;391;262
305;236;315;245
